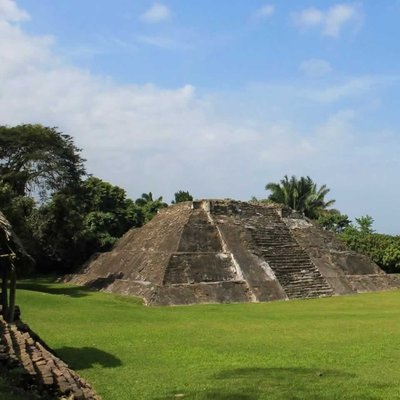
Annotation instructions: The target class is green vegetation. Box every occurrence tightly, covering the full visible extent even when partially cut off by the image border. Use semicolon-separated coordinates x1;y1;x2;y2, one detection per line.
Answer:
1;125;399;275
0;124;85;198
261;174;400;273
339;216;400;273
0;376;27;400
135;192;168;223
316;210;351;233
265;175;335;219
13;279;400;400
172;190;193;204
31;176;144;272
0;124;174;274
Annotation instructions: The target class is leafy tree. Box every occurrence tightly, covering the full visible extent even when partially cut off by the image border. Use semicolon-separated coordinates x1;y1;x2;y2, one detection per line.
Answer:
31;177;144;272
382;245;400;271
135;192;167;223
265;175;335;219
0;124;151;273
339;216;400;273
81;177;143;251
0;124;85;198
30;190;87;271
317;210;351;233
355;215;374;234
172;190;193;204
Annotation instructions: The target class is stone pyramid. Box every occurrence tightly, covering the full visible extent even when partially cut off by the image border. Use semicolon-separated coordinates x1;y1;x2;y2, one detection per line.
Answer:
68;200;400;305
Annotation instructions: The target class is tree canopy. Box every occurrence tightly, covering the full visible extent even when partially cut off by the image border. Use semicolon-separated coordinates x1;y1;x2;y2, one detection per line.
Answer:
265;175;335;219
339;216;400;273
172;190;193;204
0;124;85;197
1;122;398;276
31;177;144;272
135;192;167;223
317;210;351;233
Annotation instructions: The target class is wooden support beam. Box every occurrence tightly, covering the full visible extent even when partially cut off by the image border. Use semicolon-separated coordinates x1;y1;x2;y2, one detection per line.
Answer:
8;262;16;323
1;260;9;319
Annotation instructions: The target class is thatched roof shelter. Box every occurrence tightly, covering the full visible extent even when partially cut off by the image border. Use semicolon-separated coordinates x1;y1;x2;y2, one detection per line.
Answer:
0;211;31;322
0;212;30;260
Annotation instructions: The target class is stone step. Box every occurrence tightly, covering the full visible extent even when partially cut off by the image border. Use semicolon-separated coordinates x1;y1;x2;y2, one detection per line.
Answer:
262;260;315;266
244;212;334;300
260;254;312;260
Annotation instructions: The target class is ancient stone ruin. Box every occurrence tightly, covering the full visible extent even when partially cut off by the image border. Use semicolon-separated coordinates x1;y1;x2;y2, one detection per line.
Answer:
0;316;100;400
0;211;100;400
68;200;400;305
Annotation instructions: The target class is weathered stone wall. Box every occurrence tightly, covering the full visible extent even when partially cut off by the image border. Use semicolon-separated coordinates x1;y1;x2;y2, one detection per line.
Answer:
66;199;400;306
0;316;100;400
282;215;392;295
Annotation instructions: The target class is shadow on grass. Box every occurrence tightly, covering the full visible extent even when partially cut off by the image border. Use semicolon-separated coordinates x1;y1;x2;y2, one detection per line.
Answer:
214;367;356;379
158;367;382;400
17;281;92;298
54;346;122;370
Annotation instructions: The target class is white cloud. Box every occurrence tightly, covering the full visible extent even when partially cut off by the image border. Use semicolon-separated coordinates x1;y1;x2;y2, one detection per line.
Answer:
292;3;362;37
136;34;190;50
1;2;400;233
0;0;29;22
140;3;171;23
255;4;275;18
299;59;333;78
305;75;400;103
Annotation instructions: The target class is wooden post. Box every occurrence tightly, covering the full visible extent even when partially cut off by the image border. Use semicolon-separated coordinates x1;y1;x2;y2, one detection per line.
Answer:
1;260;9;320
8;262;16;323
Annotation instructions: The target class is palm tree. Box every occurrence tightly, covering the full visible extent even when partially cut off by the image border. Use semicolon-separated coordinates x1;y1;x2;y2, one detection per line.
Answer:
265;175;335;219
135;192;167;223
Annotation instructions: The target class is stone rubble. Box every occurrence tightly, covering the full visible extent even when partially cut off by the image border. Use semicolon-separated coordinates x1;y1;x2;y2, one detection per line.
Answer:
0;316;100;400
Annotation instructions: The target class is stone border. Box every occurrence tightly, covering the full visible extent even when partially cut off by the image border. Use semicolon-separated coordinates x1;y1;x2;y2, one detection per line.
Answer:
0;316;100;400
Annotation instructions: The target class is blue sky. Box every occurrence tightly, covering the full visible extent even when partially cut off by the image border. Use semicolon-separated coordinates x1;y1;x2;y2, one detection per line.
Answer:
1;1;400;233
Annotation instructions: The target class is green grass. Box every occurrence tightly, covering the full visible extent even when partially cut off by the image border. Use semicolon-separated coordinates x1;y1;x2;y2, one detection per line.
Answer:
7;279;400;399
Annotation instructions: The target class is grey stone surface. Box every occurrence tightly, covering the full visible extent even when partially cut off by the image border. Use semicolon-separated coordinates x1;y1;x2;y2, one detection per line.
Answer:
0;316;100;399
66;200;400;305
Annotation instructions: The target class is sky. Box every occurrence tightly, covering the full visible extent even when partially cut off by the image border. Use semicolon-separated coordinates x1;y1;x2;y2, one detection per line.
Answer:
0;0;400;233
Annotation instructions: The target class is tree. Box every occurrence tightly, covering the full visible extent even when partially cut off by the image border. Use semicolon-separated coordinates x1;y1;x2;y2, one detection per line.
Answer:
317;210;351;233
0;124;85;198
355;215;374;234
172;190;193;204
265;175;335;219
135;192;167;223
31;177;144;272
339;216;400;273
81;177;143;250
30;190;87;272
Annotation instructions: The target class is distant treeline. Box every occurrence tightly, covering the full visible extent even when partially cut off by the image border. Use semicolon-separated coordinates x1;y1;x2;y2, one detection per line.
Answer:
260;176;400;273
0;124;192;274
1;124;398;275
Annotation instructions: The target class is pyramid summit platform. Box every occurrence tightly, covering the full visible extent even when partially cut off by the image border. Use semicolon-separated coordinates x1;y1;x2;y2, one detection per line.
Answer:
67;199;400;305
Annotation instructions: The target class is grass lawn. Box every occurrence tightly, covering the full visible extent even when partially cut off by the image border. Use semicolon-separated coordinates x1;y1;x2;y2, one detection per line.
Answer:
6;279;400;400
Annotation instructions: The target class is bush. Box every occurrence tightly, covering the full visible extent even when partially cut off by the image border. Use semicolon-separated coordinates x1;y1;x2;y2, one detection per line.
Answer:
339;226;400;273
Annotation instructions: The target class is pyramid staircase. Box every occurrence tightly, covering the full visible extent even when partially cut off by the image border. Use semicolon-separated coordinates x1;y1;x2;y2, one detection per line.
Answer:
242;205;334;299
